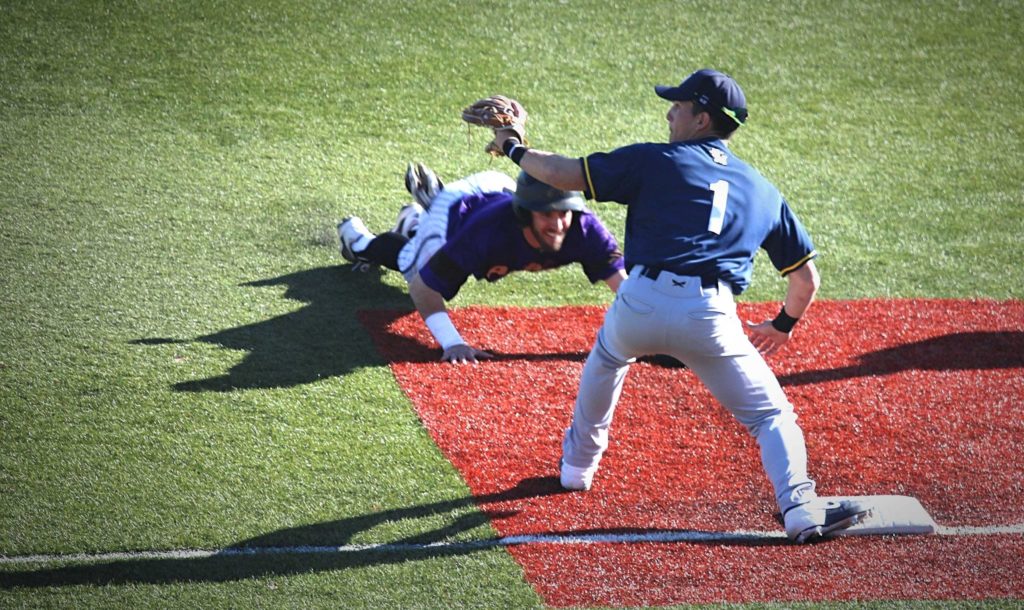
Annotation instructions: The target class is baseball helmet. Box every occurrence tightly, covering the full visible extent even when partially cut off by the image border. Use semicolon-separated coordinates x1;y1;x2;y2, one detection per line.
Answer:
510;171;585;225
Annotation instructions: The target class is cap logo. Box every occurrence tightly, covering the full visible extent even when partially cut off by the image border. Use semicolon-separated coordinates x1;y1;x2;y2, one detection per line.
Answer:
721;106;746;125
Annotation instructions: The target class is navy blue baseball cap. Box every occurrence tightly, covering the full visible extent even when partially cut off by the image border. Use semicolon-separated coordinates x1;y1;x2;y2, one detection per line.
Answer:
655;69;748;125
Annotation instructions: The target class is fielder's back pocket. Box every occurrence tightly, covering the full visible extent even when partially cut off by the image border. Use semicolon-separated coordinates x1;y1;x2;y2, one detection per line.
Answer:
617;292;655;317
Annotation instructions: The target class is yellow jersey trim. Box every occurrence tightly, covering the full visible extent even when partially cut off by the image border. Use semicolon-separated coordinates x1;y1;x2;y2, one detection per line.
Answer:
582;157;597;199
779;251;817;276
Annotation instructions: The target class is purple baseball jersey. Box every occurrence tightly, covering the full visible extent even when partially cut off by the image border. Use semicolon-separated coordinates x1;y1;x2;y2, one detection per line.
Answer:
418;191;624;301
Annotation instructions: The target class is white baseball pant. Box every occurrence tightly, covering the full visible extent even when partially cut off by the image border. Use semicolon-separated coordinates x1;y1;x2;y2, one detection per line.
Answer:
397;170;516;281
561;265;818;514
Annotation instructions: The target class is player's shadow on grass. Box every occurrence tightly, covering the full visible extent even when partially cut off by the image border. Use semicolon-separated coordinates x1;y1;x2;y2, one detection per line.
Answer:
131;262;614;391
0;476;565;588
132;266;412;392
0;475;793;589
778;330;1024;386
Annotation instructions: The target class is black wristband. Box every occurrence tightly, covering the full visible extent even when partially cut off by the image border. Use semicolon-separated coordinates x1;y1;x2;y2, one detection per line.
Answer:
502;138;527;164
771;305;800;333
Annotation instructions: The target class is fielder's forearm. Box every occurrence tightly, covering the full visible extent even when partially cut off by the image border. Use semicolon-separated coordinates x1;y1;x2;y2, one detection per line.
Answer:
499;134;587;192
517;149;587;192
408;273;464;349
781;260;820;320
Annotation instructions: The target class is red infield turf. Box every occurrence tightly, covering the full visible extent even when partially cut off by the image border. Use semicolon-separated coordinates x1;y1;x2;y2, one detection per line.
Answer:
360;299;1024;606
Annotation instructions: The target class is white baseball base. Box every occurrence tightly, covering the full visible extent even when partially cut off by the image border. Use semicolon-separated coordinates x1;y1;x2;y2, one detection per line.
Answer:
821;495;937;536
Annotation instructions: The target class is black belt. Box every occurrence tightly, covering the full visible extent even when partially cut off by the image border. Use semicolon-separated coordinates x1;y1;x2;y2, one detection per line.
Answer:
638;266;720;289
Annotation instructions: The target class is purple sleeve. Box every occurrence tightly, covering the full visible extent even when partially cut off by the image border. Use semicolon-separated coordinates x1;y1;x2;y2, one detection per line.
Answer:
418;248;470;301
576;213;625;283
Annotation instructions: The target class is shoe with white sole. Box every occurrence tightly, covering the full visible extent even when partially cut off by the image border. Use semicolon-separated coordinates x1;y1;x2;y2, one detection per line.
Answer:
337;217;374;270
559;461;598;491
390;202;425;239
404;162;443;210
783;498;873;543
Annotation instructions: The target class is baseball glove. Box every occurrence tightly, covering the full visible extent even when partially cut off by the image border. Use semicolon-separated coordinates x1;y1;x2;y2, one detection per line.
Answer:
461;95;528;156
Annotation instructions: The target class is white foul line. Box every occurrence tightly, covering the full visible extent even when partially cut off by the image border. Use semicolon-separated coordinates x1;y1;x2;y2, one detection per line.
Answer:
935;523;1024;536
2;523;1022;566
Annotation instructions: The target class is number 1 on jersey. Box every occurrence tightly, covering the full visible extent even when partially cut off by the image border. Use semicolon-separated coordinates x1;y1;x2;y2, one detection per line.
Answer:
708;180;729;234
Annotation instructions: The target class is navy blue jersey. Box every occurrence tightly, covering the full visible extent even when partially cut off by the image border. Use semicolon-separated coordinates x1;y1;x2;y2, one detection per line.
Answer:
419;191;624;301
582;137;815;293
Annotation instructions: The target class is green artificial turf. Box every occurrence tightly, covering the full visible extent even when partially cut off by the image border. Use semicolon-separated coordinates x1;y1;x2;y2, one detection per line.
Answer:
1;0;1021;608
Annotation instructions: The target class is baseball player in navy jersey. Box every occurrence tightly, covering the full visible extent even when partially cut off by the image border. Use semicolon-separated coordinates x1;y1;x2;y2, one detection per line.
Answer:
338;166;627;364
493;69;870;542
